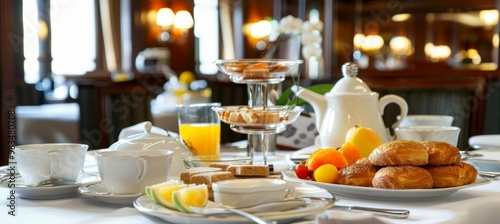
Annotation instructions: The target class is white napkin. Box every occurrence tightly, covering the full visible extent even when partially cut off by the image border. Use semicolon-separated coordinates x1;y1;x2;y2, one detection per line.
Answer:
78;207;164;223
469;135;500;149
118;121;170;139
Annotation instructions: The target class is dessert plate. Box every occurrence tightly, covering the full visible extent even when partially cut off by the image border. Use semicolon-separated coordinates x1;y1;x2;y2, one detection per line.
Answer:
0;172;100;199
134;195;334;224
134;182;334;224
78;182;143;205
282;170;490;201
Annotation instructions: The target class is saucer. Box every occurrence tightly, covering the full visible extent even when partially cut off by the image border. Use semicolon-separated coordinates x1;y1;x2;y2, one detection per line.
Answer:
0;172;100;199
78;182;143;205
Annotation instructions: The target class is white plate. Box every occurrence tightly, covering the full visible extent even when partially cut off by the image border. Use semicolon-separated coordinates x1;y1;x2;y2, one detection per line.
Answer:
133;186;335;224
465;158;500;172
282;170;490;201
0;172;100;199
78;182;143;205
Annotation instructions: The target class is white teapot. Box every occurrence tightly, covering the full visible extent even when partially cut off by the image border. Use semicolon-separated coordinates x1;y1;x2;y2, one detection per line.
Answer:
108;121;190;177
292;62;408;148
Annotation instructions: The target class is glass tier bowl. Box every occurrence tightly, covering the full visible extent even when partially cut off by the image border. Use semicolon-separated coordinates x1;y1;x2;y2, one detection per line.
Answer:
213;105;303;165
213;106;304;134
213;59;302;84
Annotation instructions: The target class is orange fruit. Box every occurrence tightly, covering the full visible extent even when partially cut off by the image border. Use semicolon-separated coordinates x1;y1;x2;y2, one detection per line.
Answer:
306;148;348;171
339;141;362;165
305;148;326;167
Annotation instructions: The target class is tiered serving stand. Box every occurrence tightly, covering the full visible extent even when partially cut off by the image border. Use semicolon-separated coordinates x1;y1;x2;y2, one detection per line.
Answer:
213;59;303;165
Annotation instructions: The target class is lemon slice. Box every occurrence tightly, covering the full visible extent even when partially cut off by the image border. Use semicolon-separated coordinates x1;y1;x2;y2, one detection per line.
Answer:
150;183;189;210
172;184;209;213
145;180;182;199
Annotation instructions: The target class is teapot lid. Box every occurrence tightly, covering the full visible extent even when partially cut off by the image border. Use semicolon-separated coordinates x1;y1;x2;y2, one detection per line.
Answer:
121;121;172;140
108;121;179;150
328;62;372;95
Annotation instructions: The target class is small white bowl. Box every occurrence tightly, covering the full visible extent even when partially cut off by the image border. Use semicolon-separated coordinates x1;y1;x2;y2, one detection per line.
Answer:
394;126;461;146
398;115;454;127
212;178;294;208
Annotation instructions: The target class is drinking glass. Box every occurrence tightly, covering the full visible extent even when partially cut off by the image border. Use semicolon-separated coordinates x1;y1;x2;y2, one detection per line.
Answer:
177;102;221;155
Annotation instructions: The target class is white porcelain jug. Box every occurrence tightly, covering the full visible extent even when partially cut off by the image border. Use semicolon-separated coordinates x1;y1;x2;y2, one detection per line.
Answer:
292;62;408;148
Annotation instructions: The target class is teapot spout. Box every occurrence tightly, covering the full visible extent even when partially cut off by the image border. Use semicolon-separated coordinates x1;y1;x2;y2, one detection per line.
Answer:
291;85;327;132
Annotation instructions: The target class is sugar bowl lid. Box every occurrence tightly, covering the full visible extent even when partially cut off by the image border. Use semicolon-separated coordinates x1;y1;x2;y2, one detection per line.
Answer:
328;62;372;95
108;121;186;151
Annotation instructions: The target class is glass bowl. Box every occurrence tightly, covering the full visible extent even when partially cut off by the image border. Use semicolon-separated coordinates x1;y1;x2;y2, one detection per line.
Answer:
213;59;303;84
183;155;252;169
212;105;304;134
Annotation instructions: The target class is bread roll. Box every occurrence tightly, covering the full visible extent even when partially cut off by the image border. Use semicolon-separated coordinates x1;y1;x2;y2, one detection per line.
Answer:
372;166;433;189
338;163;380;187
355;157;371;165
424;162;478;188
369;140;428;166
422;140;461;165
458;162;478;184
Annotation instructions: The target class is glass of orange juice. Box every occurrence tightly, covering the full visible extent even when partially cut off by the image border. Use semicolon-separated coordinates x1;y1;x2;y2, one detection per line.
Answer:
177;102;221;155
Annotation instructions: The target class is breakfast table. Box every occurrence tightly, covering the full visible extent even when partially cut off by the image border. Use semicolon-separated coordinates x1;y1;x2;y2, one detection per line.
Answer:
1;144;500;224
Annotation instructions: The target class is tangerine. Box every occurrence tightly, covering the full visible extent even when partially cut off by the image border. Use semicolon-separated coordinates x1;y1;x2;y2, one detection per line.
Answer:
339;141;362;165
306;148;348;171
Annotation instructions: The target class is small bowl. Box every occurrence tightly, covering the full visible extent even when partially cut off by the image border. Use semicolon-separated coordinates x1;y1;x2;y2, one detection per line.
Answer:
398;115;454;127
212;106;303;133
212;178;295;208
214;59;303;84
183;155;252;169
394;126;461;146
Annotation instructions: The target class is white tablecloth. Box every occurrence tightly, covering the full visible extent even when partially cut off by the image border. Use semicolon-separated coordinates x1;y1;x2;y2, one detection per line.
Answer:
1;148;500;224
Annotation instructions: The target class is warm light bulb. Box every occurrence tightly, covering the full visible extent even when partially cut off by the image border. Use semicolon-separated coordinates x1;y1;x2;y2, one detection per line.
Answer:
389;36;411;55
174;10;194;30
353;34;365;49
361;35;384;52
156;8;175;28
250;20;272;39
479;10;499;26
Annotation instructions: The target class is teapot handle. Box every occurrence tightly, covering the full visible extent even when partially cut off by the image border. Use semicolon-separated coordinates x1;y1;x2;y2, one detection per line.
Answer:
379;95;408;140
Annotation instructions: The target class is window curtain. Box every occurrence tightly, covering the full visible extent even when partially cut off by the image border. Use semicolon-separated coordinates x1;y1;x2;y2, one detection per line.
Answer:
99;0;122;72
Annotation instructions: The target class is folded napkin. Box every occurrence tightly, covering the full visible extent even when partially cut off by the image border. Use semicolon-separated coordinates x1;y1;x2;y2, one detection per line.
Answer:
469;135;500;149
118;121;170;139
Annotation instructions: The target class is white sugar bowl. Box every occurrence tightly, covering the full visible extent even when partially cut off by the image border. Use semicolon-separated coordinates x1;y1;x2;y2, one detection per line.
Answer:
212;178;295;208
108;121;191;177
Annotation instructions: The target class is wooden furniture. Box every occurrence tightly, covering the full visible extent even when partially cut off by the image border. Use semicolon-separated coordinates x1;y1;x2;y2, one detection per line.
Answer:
77;77;163;149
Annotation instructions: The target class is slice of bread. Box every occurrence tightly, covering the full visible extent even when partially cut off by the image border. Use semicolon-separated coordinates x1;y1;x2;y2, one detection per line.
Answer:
180;167;222;184
190;171;235;186
227;165;269;177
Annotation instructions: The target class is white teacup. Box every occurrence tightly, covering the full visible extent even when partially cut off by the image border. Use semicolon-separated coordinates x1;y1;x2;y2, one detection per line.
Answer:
394;126;461;146
94;150;173;194
398;115;454;127
14;143;88;186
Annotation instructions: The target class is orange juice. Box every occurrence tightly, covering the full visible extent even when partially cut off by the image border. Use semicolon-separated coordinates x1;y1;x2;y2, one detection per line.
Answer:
179;123;221;155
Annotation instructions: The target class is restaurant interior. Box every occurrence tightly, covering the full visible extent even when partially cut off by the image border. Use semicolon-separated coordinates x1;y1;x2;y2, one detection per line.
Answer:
1;0;500;166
